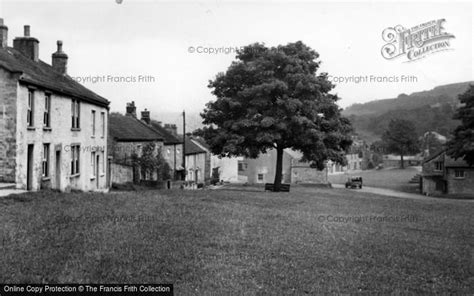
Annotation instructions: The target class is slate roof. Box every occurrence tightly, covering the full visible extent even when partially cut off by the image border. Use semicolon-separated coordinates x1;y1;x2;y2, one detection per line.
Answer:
109;113;164;142
0;47;109;107
422;149;471;167
149;120;182;145
184;136;208;155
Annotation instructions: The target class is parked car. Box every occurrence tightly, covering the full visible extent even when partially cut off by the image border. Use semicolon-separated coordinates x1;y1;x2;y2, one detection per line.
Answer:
345;176;363;189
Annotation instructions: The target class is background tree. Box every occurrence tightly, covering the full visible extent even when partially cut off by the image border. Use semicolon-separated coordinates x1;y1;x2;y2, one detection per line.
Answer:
198;41;353;191
447;85;474;165
132;143;170;181
381;119;420;169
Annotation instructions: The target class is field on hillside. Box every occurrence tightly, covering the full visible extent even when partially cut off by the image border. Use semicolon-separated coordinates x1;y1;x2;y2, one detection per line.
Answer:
1;187;472;294
328;167;421;193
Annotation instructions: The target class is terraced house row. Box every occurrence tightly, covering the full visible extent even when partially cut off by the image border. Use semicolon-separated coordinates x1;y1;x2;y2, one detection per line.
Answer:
0;19;110;191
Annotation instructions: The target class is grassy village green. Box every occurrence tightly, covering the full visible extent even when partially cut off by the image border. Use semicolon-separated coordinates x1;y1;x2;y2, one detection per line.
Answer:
0;187;472;294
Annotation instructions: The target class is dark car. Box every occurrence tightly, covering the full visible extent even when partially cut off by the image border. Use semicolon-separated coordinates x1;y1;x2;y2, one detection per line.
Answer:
345;176;363;189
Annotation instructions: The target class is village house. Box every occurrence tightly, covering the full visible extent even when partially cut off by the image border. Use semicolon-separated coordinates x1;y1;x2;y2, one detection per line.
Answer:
238;149;328;185
421;150;474;197
0;20;109;192
327;137;368;174
211;155;243;183
108;102;164;184
185;136;211;185
145;120;184;180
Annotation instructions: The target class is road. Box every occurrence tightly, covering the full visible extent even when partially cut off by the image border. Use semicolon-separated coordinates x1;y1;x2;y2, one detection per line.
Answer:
332;184;474;202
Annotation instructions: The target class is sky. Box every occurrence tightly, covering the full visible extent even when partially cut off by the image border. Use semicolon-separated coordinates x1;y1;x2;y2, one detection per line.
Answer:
0;0;472;126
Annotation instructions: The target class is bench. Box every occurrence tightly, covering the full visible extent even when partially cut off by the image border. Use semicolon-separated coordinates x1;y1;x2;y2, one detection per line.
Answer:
264;183;290;192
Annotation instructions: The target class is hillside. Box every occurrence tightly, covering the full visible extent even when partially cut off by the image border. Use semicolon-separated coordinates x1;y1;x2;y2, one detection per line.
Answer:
343;81;473;143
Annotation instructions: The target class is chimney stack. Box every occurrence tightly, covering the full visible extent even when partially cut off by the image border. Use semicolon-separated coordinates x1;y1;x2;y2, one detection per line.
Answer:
13;25;39;61
141;109;150;124
0;19;8;48
126;101;137;117
52;40;68;75
164;123;178;136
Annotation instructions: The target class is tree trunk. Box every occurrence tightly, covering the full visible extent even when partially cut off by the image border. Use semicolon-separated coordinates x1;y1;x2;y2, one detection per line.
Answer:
400;154;405;169
273;147;284;192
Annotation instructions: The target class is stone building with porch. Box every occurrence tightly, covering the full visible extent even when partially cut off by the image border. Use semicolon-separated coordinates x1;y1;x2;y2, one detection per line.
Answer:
0;20;109;192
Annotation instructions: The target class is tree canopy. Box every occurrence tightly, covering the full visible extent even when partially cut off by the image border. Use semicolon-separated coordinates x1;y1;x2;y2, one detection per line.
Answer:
381;119;420;168
198;41;353;190
447;85;474;166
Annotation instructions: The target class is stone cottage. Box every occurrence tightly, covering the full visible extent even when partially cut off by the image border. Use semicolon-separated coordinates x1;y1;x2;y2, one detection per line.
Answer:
421;150;474;197
0;20;109;192
108;102;164;184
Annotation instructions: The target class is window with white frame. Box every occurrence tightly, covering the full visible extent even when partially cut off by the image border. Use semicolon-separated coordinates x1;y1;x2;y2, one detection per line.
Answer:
434;161;444;171
101;151;105;174
91;151;96;177
43;94;51;127
71;145;80;175
454;170;465;179
101;112;105;137
71;99;80;129
27;89;34;127
91;110;96;136
42;144;50;177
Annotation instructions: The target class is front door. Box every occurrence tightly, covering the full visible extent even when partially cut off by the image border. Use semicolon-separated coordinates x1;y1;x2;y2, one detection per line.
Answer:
26;144;34;190
55;150;61;190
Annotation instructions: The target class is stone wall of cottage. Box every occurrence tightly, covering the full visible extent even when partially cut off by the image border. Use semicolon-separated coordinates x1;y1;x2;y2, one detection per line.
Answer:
15;83;108;192
0;68;19;183
446;168;474;195
110;162;134;184
110;140;164;165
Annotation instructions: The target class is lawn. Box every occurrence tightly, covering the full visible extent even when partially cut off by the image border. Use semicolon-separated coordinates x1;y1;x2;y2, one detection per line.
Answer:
328;167;422;193
0;187;473;294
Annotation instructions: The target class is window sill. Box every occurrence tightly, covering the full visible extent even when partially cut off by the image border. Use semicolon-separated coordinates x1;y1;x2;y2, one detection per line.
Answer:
43;127;52;131
70;174;80;178
454;177;465;179
71;128;81;131
100;173;105;177
42;177;51;181
27;126;35;131
90;176;96;180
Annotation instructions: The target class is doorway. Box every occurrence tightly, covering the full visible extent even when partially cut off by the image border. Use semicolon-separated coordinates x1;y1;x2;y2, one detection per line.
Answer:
26;144;34;190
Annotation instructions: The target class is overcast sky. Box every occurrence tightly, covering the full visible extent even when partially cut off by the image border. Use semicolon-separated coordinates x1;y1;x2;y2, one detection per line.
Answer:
0;0;472;119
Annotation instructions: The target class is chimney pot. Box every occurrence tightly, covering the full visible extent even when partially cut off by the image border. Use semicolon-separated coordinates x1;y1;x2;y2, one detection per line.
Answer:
126;101;137;117
0;18;8;48
24;25;30;37
52;40;68;74
141;109;151;125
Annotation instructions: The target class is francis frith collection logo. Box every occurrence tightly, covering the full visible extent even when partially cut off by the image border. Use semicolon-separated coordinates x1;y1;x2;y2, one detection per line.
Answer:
381;19;455;62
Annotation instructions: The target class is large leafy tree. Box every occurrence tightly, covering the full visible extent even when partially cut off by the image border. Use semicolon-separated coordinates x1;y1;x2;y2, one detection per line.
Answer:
199;41;353;191
381;119;420;169
447;85;474;165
